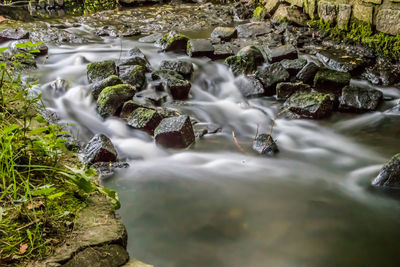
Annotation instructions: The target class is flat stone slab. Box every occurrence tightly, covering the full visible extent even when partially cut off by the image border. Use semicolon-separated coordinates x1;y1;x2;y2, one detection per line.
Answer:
265;44;298;63
187;39;215;58
235;22;272;38
211;27;237;41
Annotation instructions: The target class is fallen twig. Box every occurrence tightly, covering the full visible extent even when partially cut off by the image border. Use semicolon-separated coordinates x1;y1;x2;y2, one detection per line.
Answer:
232;131;252;156
16;219;40;232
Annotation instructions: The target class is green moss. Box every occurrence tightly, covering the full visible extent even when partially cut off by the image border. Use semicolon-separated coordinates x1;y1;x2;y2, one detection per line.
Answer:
314;69;351;86
97;84;136;117
253;6;266;20
87;60;117;83
129;107;157;128
84;0;116;14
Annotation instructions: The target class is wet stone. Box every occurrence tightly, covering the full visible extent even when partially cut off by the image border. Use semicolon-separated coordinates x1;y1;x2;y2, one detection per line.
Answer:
158;31;189;52
87;60;117;83
338;85;383;113
159;60;194;79
193;122;222;138
155;115;195;149
314;69;351;95
0;28;29;43
139;33;163;43
127;107;163;135
119;48;151;70
211;27;237;41
120;100;145;119
372;154;400;189
284;90;334;119
11;40;48;56
135;89;168;106
152;70;191;100
120;65;146;90
235;22;273;38
90;75;123;100
225;45;264;76
276;82;310;100
213;44;235;59
97;84;136;118
256;62;290;96
234;76;265;98
187;39;215;58
264;44;298;63
83;134;117;165
281;58;307;76
252;134;279;156
316;49;369;74
296;61;320;84
362;63;400;86
50;78;69;93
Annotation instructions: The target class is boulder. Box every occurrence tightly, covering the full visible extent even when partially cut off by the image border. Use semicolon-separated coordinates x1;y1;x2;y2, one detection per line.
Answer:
318;1;337;23
120;100;145;119
213;44;235;59
255;63;290;96
316;49;369;74
120;65;146;90
252;134;279;156
87;60;117;83
0;28;29;43
362;63;400;86
276;82;310;100
97;84;136;118
135;89;169;106
281;58;307;76
234;76;265;98
372;154;400;188
225;45;264;75
159;60;194;79
152;70;191;100
127;107;163;135
264;44;298;63
337;4;351;30
376;9;400;36
158;31;189;52
235;22;272;38
284;90;334;119
338;86;383;112
296;61;319;83
271;5;308;26
89;75;123;100
314;69;351;95
154;115;195;149
187;39;215;58
119;47;151;70
83;134;117;164
210;27;237;41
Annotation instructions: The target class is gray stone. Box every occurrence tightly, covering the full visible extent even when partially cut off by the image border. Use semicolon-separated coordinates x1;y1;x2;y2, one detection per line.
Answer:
87;60;117;83
284;90;334;119
213;44;235;59
353;3;373;24
234;76;265;98
337;4;352;30
187;39;215;58
362;63;400;86
0;28;29;43
281;58;307;76
256;63;290;96
296;61;320;83
127;107;163;135
318;1;337;24
120;65;146;90
158;31;189;52
64;245;129;267
252;134;279;156
139;33;163;43
225;45;264;76
376;9;400;36
372;154;400;188
211;27;237;41
271;5;309;26
235;22;273;38
338;86;383;112
90;75;123;100
276;82;310;100
159;60;193;79
155;115;195;149
193;123;222;138
152;70;191;100
119;47;151;70
316;49;368;74
264;44;298;63
83;134;117;164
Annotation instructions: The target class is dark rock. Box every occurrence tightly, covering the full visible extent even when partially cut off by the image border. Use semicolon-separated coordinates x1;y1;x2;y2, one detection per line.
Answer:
83;134;117;165
284;90;334;119
211;27;237;41
281;58;307;76
225;45;264;76
316;49;370;74
236;22;273;38
152;70;191;100
255;63;290;96
91;162;130;178
233;1;254;20
338;85;383;112
120;100;145;119
213;44;235;59
193;122;222;138
372;154;400;189
187;39;215;58
154;115;195;149
234;76;265;98
120;65;146;90
252;134;279;156
127;107;163;135
276;82;310;100
159;59;194;79
158;31;189;52
264;44;298;63
87;60;117;83
139;33;163;43
0;28;29;43
296;61;320;83
119;47;151;70
362;63;400;86
314;69;351;95
97;84;136;118
90;75;123;100
135;89;168;106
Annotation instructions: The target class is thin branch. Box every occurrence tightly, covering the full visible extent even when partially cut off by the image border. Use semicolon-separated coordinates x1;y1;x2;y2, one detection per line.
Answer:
232;131;252;156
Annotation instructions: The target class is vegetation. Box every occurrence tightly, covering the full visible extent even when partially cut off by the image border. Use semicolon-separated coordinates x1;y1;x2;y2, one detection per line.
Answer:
0;43;119;265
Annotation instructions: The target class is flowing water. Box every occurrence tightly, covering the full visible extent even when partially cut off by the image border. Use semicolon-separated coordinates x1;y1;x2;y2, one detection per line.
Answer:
23;29;400;266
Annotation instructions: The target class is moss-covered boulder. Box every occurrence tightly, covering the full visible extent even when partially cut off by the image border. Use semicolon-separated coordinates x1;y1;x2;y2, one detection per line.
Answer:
120;100;145;119
225;45;264;76
154;115;195;149
372;154;400;189
284;90;334;119
255;62;290;96
276;82;310;100
159;31;190;52
83;134;117;165
87;60;117;83
127;107;163;135
97;84;136;118
314;69;351;95
152;70;191;100
90;75;123;100
338;85;383;113
120;65;146;90
252;134;279;156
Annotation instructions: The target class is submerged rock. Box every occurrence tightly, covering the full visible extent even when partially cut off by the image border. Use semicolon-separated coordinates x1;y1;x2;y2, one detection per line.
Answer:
296;61;320;84
152;70;191;100
0;28;29;42
314;69;351;95
193;122;222;138
154;115;195;149
235;22;272;38
372;154;400;189
276;82;310;100
338;86;383;112
97;84;136;118
50;78;69;93
187;39;215;58
90;75;123;100
211;27;237;41
120;65;146;90
127;107;163;135
234;76;265;98
284;90;334;119
159;60;194;79
87;60;117;83
256;62;290;96
252;134;279;156
158;31;189;52
225;45;264;75
83;134;117;164
265;44;298;63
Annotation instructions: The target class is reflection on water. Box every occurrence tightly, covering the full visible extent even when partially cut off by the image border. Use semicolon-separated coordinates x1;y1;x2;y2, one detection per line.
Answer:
31;36;400;266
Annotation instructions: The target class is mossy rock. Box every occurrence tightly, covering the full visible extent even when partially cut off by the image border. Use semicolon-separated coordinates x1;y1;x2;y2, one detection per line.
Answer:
127;107;163;135
90;75;123;100
120;65;146;90
253;6;268;20
314;69;351;95
159;32;190;52
225;45;264;76
154;115;195;149
87;60;117;83
97;84;136;118
152;70;191;100
284;90;334;119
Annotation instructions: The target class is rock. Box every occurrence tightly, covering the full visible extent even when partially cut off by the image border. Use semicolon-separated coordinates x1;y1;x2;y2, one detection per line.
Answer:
0;28;29;43
83;134;117;164
253;6;269;20
139;33;163;43
120;65;146;90
281;58;307;76
337;4;351;30
372;154;400;188
376;9;400;36
318;1;337;23
264;0;280;14
255;63;290;96
284;90;334;119
127;107;163;135
159;60;193;79
187;39;215;58
210;27;237;41
120;100;145;119
235;22;272;38
233;1;254;20
90;75;123;100
87;60;117;83
135;89;169;106
252;134;279;156
119;48;151;70
97;84;136;118
123;258;154;267
338;86;383;112
213;44;235;59
234;76;265;98
313;69;351;95
225;45;264;75
362;63;400;86
296;61;320;83
316;49;369;74
158;31;189;52
276;82;310;100
152;70;191;100
264;44;298;63
193;122;222;138
353;2;373;24
154;115;195;149
271;5;308;26
50;78;69;93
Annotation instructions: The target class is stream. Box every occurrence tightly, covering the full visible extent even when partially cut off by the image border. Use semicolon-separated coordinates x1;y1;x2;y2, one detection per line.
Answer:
11;9;400;267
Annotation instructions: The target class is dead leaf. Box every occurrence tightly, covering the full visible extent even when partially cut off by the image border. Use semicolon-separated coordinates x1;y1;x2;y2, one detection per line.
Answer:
27;201;44;210
19;243;28;255
341;56;351;59
0;16;7;23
